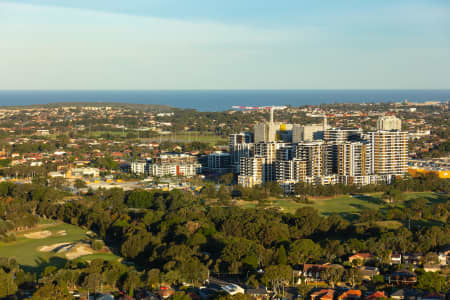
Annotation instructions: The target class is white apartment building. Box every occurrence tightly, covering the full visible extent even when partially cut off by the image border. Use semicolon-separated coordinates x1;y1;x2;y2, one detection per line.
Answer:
369;131;408;179
295;141;326;178
377;115;402;131
150;163;202;177
131;160;150;176
238;156;265;187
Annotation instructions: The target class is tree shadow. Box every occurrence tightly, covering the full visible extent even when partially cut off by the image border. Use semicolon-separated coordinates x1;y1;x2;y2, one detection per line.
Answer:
322;211;359;221
349;203;369;211
406;193;447;205
409;218;445;229
21;256;68;275
351;194;384;205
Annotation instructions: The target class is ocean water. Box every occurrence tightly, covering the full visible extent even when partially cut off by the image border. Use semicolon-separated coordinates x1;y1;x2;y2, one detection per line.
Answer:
0;90;449;111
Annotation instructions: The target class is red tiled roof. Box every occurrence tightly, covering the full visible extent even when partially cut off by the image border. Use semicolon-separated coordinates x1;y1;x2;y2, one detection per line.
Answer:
349;253;373;260
311;289;335;300
366;291;386;300
338;290;362;300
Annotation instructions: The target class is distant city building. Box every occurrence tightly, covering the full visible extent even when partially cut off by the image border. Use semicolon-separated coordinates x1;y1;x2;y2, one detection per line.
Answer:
295;141;326;178
377;115;402;131
368;131;408;182
292;124;324;143
35;129;50;136
229;132;254;173
254;142;287;182
408;130;431;140
207;151;231;173
407;159;450;179
254;122;279;143
235;116;408;189
253;109;294;143
339;142;372;174
238;156;265;187
337;142;377;185
324;128;363;143
276;159;307;182
130;153;201;178
229;132;253;145
67;167;100;179
131;159;151;176
150;163;201;177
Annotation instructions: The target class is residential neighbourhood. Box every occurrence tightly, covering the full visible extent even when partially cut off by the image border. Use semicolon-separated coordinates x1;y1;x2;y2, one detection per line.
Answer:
0;102;448;299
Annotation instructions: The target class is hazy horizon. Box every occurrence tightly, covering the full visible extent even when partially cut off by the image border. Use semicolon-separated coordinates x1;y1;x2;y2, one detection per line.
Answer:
1;89;449;111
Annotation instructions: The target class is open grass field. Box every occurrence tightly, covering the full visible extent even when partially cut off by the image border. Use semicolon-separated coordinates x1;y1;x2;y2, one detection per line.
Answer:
146;132;228;144
87;130;228;144
0;222;120;273
88;130;124;138
237;192;445;217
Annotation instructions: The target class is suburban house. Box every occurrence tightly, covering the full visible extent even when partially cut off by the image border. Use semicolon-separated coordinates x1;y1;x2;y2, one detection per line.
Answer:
245;288;271;300
422;292;445;300
158;286;175;299
199;288;219;299
348;253;374;264
388;270;417;286
300;264;344;283
423;264;441;273
358;266;380;281
438;245;450;265
402;253;423;267
221;283;245;296
365;291;387;300
390;289;421;300
437;252;447;266
300;264;330;283
390;253;402;265
337;289;362;300
310;289;335;300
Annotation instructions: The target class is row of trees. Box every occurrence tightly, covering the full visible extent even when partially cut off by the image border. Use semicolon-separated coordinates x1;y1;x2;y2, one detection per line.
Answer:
0;179;449;296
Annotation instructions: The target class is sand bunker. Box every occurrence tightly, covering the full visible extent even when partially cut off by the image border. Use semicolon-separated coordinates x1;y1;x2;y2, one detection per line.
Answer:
39;241;94;260
57;244;74;253
65;243;94;260
24;230;52;239
56;230;67;236
39;243;71;252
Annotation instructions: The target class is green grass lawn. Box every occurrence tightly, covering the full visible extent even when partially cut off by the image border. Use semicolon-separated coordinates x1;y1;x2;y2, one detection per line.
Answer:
0;222;94;273
0;222;122;273
88;130;228;144
149;132;227;144
237;192;445;217
239;194;382;215
88;130;125;138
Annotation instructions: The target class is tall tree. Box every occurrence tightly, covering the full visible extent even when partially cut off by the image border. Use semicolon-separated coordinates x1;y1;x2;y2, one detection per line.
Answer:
288;239;321;265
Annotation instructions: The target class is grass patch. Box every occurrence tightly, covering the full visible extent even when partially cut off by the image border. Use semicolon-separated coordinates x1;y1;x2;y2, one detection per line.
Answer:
236;192;445;217
149;132;227;144
0;222;88;273
87;130;228;144
238;194;382;215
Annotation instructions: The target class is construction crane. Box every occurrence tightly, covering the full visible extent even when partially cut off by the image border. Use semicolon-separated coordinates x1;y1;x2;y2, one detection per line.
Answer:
231;106;287;123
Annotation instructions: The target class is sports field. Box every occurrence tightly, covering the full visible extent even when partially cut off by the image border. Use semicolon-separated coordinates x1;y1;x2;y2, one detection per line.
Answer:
87;130;228;144
146;132;228;144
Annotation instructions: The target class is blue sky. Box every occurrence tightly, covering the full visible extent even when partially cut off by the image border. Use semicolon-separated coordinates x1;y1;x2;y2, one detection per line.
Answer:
0;0;449;90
